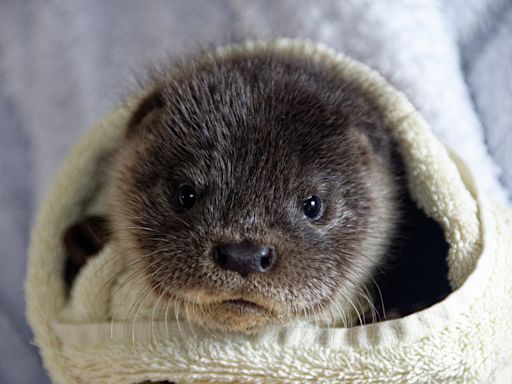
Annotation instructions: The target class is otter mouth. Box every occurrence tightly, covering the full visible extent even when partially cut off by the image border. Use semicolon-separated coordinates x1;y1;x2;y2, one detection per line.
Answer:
165;291;277;331
204;298;271;331
221;298;265;312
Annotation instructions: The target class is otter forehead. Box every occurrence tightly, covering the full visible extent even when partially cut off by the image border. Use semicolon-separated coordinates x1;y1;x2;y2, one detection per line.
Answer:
130;53;375;192
155;52;371;150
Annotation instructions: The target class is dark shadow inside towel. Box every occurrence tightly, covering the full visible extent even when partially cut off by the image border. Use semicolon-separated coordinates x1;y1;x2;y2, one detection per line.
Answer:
63;216;110;290
367;190;451;322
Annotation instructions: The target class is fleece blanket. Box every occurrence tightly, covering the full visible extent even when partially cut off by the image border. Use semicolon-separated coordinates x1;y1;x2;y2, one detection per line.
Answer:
1;1;511;382
26;40;512;384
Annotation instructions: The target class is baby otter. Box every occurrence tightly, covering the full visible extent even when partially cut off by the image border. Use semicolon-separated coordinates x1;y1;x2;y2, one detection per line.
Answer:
65;46;450;332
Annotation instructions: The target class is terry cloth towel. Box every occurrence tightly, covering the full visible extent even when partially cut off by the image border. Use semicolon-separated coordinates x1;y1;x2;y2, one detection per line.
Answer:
26;40;512;384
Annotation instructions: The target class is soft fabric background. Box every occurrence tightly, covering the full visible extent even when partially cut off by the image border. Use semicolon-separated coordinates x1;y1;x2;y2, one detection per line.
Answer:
0;1;510;382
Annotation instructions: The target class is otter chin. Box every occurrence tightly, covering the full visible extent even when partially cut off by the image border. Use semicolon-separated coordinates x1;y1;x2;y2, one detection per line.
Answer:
105;45;408;332
200;299;271;332
165;288;282;331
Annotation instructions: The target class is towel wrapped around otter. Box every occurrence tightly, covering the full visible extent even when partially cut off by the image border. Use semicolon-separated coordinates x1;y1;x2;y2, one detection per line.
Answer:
26;40;512;383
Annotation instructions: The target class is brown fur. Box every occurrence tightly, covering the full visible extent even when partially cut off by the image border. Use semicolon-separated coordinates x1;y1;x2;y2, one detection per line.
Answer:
106;47;404;332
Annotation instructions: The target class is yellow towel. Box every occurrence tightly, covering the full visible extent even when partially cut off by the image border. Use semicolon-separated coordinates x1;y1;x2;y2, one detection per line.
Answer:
26;40;512;383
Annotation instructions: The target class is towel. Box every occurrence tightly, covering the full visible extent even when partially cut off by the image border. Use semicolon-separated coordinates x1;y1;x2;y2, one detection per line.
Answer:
26;40;512;384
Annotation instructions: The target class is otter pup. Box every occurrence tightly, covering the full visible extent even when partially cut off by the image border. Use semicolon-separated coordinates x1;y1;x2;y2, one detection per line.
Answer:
64;47;450;332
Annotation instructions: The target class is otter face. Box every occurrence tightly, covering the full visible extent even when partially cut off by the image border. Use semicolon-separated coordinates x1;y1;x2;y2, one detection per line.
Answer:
110;50;399;332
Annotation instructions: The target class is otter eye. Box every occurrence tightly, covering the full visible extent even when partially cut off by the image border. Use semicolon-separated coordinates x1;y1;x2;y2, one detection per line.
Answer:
303;195;323;219
177;184;196;209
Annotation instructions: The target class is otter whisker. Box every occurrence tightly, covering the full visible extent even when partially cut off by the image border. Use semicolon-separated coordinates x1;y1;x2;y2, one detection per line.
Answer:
92;246;145;298
125;284;151;350
149;279;167;348
110;272;149;342
340;290;364;327
163;289;173;339
175;296;186;343
118;225;159;233
358;287;377;324
191;292;217;340
183;297;198;340
370;276;386;321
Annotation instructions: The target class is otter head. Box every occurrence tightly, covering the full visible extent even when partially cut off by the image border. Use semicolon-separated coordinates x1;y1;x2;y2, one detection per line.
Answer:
110;49;400;332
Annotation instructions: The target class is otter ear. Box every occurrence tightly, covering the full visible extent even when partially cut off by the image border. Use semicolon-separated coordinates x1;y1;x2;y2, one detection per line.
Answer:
126;89;164;138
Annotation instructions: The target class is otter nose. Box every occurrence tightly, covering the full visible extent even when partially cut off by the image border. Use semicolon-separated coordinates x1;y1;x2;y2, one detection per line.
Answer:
213;241;276;276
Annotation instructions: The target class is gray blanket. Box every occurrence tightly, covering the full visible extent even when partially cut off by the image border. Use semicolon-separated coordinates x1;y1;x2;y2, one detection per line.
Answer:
1;1;511;382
